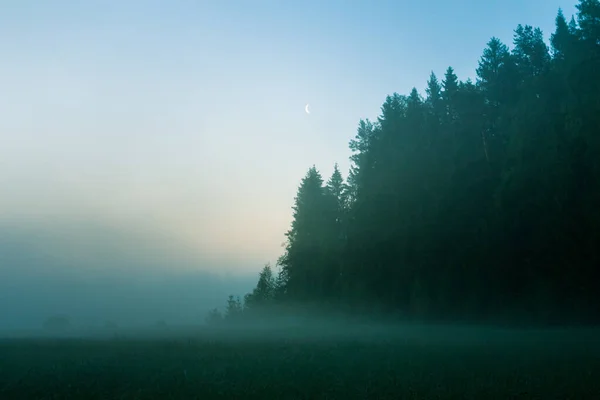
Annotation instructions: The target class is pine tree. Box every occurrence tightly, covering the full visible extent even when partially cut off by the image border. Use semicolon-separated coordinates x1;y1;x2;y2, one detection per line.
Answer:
347;119;377;205
476;37;517;107
326;163;347;216
551;8;572;59
442;66;459;123
575;0;600;45
244;264;276;310
512;25;550;78
225;295;243;320
426;71;444;123
280;166;336;301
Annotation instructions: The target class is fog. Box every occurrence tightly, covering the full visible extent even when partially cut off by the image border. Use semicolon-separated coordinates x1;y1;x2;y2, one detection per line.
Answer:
0;217;255;333
6;306;600;355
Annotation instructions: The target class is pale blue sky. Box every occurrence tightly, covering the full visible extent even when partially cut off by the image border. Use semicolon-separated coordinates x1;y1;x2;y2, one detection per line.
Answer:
0;0;577;280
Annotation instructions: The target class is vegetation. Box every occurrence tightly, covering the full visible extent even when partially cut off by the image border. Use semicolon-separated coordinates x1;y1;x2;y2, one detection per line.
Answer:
213;2;600;326
1;329;599;399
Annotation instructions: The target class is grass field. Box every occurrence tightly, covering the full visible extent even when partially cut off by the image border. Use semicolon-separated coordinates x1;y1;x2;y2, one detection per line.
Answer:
1;325;599;399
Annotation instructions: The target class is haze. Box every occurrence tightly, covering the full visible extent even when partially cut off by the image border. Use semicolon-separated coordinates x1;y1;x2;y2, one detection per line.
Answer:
0;0;576;331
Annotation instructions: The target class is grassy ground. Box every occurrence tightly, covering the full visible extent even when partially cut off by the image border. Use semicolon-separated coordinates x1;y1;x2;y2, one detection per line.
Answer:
1;326;599;399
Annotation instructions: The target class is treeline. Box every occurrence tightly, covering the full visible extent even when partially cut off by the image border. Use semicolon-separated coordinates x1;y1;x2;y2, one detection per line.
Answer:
211;1;600;326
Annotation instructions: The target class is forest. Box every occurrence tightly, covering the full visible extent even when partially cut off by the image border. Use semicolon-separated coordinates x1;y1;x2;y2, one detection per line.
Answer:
213;1;600;326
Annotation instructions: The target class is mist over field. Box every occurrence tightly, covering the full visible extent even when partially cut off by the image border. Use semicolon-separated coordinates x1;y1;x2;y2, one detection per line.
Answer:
0;218;255;332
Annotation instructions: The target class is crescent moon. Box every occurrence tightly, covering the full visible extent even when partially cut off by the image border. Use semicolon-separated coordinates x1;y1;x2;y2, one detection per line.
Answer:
305;104;310;114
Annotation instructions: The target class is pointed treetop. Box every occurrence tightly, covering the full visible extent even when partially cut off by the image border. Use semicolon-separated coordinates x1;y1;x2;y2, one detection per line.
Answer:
409;87;421;99
552;8;572;58
426;71;442;102
327;163;344;190
408;88;423;108
476;37;511;86
442;66;459;97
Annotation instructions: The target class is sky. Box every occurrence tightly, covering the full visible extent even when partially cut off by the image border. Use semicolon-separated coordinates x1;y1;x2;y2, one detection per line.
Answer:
0;1;578;328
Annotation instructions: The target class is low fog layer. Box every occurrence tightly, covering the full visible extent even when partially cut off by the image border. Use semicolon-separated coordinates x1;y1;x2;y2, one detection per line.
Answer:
8;310;600;355
0;218;255;332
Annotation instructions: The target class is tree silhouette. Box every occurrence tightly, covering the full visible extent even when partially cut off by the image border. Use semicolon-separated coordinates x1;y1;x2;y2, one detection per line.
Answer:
215;0;600;326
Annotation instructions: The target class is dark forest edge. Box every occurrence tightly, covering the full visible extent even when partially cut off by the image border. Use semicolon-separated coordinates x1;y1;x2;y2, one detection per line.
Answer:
209;1;600;328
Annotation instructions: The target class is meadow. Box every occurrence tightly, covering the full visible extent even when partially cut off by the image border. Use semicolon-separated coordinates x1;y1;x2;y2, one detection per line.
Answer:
1;324;599;399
